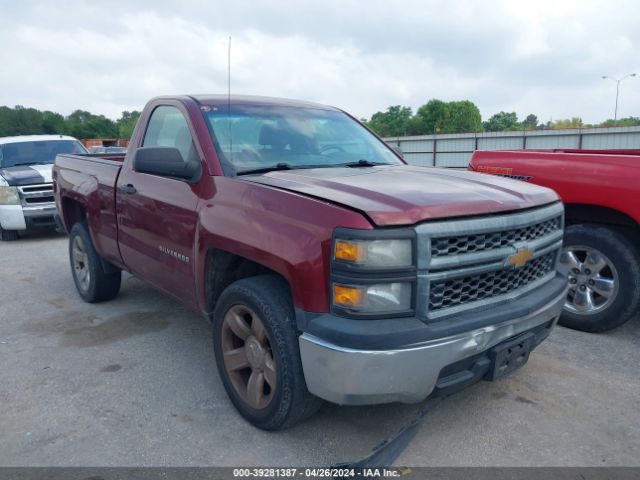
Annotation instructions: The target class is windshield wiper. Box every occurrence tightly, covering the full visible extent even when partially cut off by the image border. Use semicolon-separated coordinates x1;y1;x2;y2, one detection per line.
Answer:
340;159;389;168
236;160;390;175
236;163;294;175
237;163;343;175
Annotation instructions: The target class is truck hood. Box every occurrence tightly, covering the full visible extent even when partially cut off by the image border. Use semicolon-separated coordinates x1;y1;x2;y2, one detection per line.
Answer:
0;164;53;186
243;165;559;226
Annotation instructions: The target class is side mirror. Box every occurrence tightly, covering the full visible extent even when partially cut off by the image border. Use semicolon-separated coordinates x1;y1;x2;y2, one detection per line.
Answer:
133;147;200;180
389;144;404;159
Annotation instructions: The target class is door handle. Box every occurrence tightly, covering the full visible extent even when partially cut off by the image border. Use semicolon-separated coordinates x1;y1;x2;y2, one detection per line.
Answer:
119;184;137;194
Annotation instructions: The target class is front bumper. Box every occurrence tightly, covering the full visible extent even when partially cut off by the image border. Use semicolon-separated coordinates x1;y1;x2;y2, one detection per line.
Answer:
0;204;57;231
299;288;565;405
23;204;58;229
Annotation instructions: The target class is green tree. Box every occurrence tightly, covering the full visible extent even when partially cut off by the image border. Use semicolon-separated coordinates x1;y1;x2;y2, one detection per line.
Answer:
0;105;138;139
42;111;65;134
366;105;413;137
550;117;585;129
598;117;640;127
0;106;16;136
65;109;92;138
522;114;539;130
445;100;482;133
406;99;482;135
116;110;141;140
86;115;118;138
483;111;520;131
12;105;43;135
65;109;118;139
409;99;448;134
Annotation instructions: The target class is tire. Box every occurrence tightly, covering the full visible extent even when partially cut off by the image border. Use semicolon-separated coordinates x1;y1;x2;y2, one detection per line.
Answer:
68;222;121;303
212;275;322;430
0;227;19;241
559;224;640;332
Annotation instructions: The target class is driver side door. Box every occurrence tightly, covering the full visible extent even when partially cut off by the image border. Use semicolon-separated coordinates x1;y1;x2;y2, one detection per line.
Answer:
116;104;202;304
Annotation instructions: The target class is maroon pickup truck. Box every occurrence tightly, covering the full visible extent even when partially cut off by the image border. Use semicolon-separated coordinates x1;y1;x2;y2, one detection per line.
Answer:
53;95;567;430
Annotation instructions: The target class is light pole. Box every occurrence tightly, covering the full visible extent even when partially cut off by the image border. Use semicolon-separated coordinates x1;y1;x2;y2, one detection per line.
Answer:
602;73;637;123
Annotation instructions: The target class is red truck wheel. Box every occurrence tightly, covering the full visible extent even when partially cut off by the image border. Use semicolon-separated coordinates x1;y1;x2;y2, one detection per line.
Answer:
68;222;122;303
559;224;640;332
212;275;322;430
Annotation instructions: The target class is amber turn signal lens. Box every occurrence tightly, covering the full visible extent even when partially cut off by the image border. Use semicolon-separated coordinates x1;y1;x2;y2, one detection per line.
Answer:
334;240;367;263
333;285;364;308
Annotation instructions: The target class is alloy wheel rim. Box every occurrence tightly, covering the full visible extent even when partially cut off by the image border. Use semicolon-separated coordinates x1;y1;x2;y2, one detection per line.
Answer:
72;236;91;291
560;246;618;315
221;304;277;410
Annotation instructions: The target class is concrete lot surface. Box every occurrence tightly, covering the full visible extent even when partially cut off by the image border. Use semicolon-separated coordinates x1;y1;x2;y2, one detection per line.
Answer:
1;233;639;466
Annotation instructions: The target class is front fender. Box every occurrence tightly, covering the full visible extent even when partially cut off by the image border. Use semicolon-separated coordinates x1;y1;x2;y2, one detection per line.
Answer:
194;176;372;313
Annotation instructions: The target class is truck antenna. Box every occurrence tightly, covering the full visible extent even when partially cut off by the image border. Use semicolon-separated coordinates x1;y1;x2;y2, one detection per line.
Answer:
227;36;233;162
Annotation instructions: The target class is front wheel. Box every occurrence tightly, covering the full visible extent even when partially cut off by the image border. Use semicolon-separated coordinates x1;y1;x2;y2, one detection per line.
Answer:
559;224;640;332
212;275;322;430
69;222;121;303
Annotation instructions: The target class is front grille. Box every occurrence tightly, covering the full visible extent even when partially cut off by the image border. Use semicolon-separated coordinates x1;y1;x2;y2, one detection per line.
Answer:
429;251;556;311
431;216;561;257
18;183;54;206
416;202;564;319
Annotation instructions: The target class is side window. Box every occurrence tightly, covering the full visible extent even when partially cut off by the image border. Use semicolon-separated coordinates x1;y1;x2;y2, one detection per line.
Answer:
142;106;199;165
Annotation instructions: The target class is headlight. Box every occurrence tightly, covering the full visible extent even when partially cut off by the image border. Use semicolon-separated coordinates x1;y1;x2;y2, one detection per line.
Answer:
0;186;20;205
334;238;412;268
333;282;412;313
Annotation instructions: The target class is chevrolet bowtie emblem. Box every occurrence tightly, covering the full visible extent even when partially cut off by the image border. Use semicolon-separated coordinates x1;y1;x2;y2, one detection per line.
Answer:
506;247;535;268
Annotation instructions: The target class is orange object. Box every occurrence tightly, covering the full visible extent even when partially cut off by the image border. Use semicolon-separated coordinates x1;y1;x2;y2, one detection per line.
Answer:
333;285;364;308
335;240;367;262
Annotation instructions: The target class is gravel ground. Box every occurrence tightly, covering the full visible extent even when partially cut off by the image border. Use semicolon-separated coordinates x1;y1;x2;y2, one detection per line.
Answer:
1;232;638;467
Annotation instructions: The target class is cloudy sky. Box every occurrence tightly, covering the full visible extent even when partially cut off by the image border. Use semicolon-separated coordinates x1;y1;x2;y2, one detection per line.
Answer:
1;0;639;123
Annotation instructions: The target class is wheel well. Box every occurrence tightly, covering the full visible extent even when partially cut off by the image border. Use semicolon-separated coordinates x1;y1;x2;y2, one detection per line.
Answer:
205;249;290;315
564;203;640;243
61;197;86;230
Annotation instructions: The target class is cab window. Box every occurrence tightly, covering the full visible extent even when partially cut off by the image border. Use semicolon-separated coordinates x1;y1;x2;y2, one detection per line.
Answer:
143;106;199;166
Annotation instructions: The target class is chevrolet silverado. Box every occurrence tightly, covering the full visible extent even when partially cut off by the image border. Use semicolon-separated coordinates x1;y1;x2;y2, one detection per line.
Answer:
53;95;567;429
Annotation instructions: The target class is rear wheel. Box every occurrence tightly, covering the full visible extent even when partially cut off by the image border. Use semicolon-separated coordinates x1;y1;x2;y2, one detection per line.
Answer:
559;224;640;332
0;227;19;241
212;275;322;430
69;222;121;303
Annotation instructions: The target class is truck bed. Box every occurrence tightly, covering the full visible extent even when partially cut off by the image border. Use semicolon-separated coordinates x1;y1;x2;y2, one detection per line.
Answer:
53;153;124;268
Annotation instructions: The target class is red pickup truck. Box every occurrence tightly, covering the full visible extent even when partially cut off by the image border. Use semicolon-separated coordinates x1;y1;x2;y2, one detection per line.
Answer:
469;149;640;332
53;95;567;430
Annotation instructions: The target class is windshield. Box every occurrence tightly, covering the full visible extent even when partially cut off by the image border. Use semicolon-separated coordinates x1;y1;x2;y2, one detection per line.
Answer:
0;140;87;168
203;105;403;174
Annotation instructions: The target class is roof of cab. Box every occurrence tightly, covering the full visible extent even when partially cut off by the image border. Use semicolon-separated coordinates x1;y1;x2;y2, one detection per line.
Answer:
0;134;80;145
152;94;340;111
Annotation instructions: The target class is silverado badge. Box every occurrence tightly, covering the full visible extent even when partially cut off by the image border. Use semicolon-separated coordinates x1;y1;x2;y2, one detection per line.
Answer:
506;247;535;269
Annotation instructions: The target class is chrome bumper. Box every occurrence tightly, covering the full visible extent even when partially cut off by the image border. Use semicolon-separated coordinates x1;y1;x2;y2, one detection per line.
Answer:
299;290;565;405
23;203;57;218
